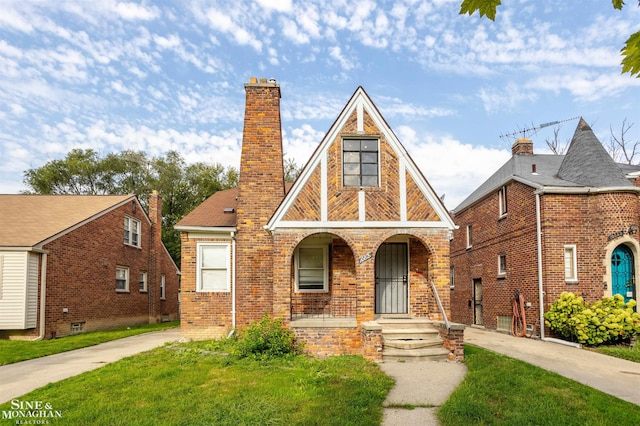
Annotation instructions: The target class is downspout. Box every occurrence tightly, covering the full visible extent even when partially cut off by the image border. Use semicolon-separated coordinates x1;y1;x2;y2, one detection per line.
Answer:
535;193;545;340
231;231;236;330
33;253;47;341
535;192;582;348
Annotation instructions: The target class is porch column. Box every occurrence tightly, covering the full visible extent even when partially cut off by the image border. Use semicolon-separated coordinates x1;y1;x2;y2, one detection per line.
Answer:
272;232;293;325
355;245;376;323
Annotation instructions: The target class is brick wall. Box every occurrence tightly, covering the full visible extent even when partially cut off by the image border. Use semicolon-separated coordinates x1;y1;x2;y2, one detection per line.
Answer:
451;179;640;335
236;78;285;326
39;199;179;338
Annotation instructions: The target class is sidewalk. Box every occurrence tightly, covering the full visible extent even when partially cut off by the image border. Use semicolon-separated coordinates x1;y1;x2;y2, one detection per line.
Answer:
465;327;640;406
0;328;181;405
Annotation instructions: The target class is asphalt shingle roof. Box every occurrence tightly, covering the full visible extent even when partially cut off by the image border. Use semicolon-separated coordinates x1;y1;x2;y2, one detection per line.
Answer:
0;194;134;247
453;118;638;214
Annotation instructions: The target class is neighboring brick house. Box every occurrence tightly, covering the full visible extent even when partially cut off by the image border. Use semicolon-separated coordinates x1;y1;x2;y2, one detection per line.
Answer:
176;78;460;360
450;118;640;338
0;192;180;339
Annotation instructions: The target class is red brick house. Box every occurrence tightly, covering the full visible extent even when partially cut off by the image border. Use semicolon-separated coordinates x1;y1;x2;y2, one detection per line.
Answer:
450;119;640;338
176;78;463;360
0;192;180;339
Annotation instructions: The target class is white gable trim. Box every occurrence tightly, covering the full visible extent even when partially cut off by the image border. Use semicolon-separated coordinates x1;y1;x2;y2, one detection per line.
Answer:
266;87;455;231
274;221;448;229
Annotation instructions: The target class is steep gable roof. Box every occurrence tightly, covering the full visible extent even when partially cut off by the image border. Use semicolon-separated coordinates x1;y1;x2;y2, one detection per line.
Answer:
266;86;455;230
0;194;135;248
453;118;639;214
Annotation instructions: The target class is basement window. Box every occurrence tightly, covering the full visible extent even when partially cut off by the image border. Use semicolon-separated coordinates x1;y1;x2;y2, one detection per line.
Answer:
70;322;85;334
497;316;512;332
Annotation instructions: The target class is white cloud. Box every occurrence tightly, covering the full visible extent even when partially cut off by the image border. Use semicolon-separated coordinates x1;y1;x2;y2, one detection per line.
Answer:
206;9;262;51
113;2;158;21
328;45;355;70
256;0;293;13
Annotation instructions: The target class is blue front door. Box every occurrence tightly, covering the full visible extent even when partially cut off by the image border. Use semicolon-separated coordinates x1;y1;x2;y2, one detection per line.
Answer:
612;245;635;303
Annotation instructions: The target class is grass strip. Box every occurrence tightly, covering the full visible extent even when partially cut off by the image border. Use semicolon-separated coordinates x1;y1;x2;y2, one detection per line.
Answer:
0;321;179;365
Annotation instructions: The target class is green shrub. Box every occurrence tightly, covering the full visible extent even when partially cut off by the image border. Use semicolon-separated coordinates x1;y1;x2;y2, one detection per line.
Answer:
545;292;640;346
233;314;303;360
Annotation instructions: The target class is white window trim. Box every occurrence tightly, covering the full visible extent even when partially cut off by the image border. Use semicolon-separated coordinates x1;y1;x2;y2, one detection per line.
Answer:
124;216;141;248
116;266;130;292
196;242;231;293
466;224;473;249
295;245;329;293
564;244;578;283
498;186;507;218
498;254;507;276
139;272;148;292
160;274;166;300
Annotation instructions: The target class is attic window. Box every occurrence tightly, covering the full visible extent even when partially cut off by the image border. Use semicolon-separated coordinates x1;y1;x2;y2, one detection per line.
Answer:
223;208;235;214
342;139;379;187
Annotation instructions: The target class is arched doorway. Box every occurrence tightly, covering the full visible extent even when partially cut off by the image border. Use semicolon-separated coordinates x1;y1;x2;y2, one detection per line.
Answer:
611;244;635;303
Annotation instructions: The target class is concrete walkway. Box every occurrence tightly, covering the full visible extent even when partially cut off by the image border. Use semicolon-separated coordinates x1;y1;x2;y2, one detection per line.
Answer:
0;328;181;404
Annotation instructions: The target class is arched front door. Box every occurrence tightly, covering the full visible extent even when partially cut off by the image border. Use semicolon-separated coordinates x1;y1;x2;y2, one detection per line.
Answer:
612;244;635;303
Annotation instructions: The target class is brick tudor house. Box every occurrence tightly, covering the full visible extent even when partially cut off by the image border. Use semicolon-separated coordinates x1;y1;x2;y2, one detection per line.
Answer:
176;78;465;361
0;192;179;339
450;118;640;338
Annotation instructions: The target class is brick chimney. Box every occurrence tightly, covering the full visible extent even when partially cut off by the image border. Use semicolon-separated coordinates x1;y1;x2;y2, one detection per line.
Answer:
235;77;285;325
148;190;162;322
512;137;533;156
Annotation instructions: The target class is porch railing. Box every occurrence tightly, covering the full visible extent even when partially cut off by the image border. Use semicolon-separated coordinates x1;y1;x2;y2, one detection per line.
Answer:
430;280;451;329
291;296;356;319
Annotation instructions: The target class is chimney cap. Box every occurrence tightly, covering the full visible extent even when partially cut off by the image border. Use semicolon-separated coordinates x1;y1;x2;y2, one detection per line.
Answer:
246;76;280;88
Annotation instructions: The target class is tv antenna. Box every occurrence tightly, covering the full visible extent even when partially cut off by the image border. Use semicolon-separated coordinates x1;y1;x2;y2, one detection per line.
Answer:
499;116;580;143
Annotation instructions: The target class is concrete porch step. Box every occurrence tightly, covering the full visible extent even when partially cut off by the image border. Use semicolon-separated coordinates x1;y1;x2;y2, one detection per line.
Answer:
382;347;450;362
384;338;444;350
382;328;440;340
376;318;435;329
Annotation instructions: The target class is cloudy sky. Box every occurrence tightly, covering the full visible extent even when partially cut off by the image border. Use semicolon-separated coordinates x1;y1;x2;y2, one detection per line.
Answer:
1;0;639;210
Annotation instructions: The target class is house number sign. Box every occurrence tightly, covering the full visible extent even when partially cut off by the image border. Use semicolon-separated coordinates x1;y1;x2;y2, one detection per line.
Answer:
607;225;639;241
358;252;373;264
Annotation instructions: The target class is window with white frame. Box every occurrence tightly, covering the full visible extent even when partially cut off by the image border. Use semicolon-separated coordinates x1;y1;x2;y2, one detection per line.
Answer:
295;246;328;292
124;216;141;247
342;139;379;187
139;272;148;292
116;267;129;292
498;254;507;276
466;224;473;249
498;186;507;217
564;245;578;282
197;243;230;292
160;274;166;299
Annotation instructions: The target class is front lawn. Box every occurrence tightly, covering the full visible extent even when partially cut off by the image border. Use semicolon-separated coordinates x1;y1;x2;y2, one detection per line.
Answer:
0;341;394;426
591;343;640;363
439;345;640;425
0;321;179;365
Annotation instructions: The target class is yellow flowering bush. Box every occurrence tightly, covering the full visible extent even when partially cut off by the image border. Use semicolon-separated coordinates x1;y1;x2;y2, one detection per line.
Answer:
544;292;640;346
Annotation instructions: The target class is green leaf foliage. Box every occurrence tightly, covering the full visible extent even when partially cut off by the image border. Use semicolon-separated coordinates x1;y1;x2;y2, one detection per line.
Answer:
233;314;304;360
621;30;640;78
459;0;502;21
544;292;640;345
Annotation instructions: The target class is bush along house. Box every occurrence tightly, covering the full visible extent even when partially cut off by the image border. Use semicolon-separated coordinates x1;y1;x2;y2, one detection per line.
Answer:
0;192;180;339
450;118;640;338
176;78;464;361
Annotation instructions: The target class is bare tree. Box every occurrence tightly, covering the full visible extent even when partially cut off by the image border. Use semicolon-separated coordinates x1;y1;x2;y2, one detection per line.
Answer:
608;119;639;164
545;125;570;155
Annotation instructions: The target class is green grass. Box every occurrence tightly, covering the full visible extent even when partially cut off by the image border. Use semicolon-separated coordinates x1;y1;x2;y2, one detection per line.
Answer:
590;343;640;363
438;345;640;425
0;341;394;426
0;321;179;365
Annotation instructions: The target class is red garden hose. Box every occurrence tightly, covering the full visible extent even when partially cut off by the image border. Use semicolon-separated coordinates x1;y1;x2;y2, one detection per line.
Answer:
511;290;527;337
